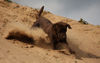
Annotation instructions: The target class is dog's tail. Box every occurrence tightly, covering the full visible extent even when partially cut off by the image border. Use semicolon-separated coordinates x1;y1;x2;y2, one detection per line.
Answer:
37;6;44;17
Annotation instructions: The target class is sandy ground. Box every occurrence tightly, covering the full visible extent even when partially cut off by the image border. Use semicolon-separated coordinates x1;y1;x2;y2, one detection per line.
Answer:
0;0;100;63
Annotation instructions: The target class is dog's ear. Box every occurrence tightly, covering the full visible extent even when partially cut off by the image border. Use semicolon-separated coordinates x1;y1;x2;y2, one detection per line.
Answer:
66;24;72;29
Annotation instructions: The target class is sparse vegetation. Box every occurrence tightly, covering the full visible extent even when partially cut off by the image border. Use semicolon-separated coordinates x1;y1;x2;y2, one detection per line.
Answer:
5;0;12;2
79;18;88;25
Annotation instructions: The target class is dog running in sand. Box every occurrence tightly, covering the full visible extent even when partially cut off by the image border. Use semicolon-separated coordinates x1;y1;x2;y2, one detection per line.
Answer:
31;6;74;53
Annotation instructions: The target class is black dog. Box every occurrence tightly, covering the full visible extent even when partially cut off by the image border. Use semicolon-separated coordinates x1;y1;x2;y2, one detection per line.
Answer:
31;6;73;53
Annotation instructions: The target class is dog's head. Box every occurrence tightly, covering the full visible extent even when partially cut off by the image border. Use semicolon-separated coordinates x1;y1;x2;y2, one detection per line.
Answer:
52;22;72;42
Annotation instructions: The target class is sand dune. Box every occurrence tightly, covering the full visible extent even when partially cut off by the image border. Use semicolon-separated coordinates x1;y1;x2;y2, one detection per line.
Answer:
0;0;100;63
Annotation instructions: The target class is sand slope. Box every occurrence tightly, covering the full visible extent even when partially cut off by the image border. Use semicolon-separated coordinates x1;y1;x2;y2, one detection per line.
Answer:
0;0;100;63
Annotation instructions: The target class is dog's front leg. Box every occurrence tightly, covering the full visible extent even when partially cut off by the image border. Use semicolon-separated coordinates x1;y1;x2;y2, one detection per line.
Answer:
53;41;58;50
